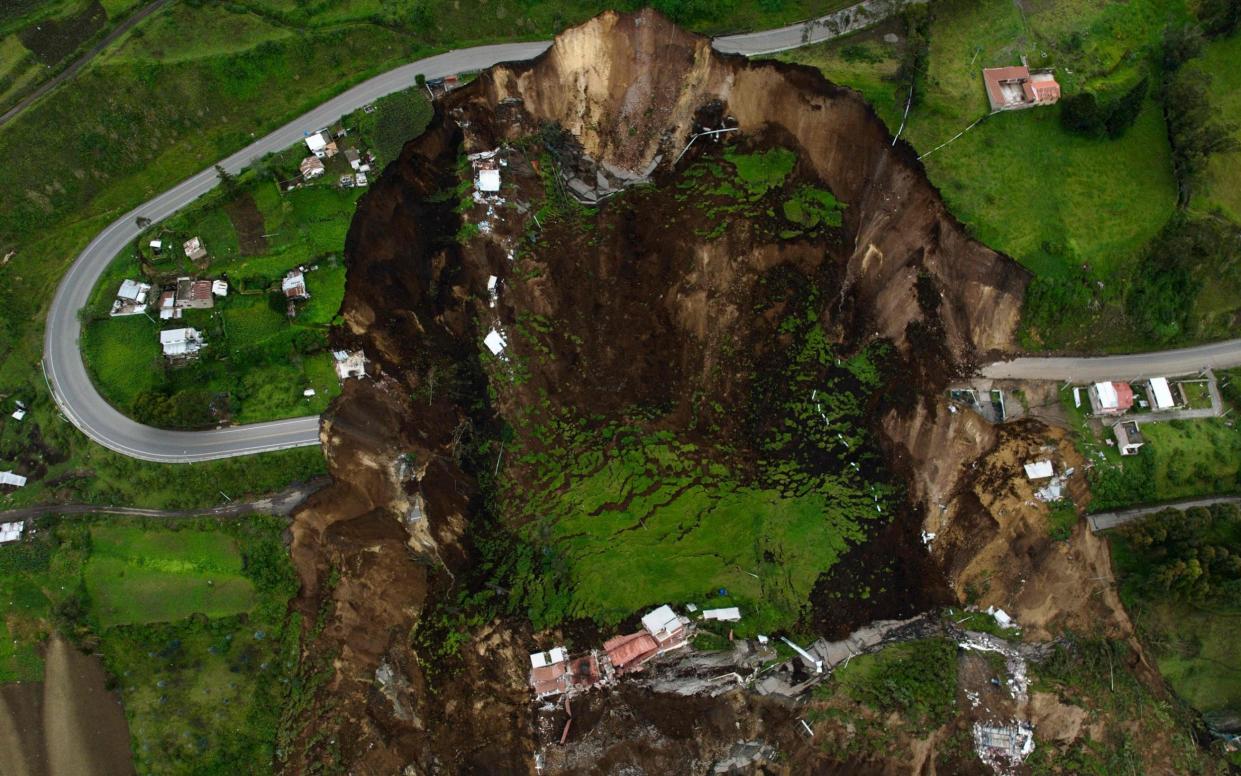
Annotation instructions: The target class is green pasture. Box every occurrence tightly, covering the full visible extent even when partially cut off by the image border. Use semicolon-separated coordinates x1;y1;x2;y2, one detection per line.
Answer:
85;525;255;627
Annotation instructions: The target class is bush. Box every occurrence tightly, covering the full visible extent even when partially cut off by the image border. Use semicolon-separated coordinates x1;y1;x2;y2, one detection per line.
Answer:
1060;77;1148;139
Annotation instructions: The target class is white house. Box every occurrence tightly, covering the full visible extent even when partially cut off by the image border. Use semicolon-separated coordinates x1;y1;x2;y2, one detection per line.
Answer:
111;279;152;316
160;327;204;358
282;270;309;300
0;521;23;542
641;604;688;650
305;131;336;158
1023;460;1054;480
701;607;742;622
477;167;500;192
1147;377;1177;410
483;328;507;356
212;280;229;297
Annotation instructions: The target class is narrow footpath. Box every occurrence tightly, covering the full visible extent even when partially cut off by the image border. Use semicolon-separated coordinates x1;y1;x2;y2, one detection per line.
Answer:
0;476;328;523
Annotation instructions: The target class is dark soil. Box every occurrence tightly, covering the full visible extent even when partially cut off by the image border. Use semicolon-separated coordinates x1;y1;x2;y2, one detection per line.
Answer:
18;1;105;65
224;192;266;256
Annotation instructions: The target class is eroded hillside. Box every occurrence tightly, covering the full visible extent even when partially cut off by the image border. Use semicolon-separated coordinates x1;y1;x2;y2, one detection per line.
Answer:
265;11;1200;775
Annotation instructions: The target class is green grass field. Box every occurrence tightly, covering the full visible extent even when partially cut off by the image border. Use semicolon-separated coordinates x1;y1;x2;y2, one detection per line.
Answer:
0;515;301;772
780;0;1189;351
1192;33;1241;222
85;525;256;626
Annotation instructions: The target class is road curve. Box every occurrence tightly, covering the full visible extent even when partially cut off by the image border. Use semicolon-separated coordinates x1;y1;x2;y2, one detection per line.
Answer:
43;42;552;463
981;339;1241;382
43;17;1241;463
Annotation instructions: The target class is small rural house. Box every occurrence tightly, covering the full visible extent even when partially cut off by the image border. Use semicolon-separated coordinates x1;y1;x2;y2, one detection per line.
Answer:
0;471;27;488
332;350;367;381
0;521;23;542
149;239;163;254
212;280;229;297
305;131;338;159
1023;460;1054;480
160;327;204;359
300;156;326;180
344;148;362;170
1088;381;1133;416
1146;377;1177;410
1113;420;1145;456
701;607;742;622
175;277;214;309
183;236;208;262
282;269;309;300
354;172;368;187
110;279;151;316
982;64;1061;112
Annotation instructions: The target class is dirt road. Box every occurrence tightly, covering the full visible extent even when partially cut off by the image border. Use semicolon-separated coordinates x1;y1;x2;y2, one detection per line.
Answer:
0;476;328;523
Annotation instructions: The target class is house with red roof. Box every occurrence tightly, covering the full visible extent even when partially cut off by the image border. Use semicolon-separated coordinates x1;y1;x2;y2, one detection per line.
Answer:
983;63;1061;112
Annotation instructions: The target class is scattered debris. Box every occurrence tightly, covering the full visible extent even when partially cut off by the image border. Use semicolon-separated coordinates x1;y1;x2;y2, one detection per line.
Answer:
332;350;368;381
110;278;151;317
300;156;326;180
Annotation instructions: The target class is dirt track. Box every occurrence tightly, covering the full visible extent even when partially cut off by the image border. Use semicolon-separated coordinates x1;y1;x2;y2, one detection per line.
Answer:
0;636;134;776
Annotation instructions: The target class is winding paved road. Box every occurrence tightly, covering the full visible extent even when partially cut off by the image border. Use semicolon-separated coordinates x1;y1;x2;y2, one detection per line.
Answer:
981;339;1241;382
40;14;1241;463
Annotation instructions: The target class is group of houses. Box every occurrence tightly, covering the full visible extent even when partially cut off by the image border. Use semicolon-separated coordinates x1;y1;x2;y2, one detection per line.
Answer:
528;605;693;700
301;130;372;189
1078;376;1206;456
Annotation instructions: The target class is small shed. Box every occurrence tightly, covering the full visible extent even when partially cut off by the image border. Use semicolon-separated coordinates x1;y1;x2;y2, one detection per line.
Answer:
212;280;229;297
0;521;23;542
0;471;28;488
344;148;362;170
149;239;163;253
702;607;742;622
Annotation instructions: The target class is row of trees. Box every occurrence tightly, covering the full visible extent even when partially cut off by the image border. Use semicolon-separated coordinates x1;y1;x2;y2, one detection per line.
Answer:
1120;502;1241;604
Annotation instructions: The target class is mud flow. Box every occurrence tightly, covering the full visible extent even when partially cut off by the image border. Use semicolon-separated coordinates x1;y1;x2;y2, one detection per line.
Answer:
280;10;1033;773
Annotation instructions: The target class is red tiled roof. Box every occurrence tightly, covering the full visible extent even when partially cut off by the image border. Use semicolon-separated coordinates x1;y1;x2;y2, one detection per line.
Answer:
982;65;1031;109
1114;382;1134;411
530;662;570;696
604;632;658;671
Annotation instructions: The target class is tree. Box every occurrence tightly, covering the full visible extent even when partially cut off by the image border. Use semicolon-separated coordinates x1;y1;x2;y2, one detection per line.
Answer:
1163;69;1240;205
1198;0;1241;38
1161;23;1204;72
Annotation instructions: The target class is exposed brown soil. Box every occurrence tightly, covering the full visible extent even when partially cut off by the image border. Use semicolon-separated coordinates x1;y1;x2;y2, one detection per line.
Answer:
0;636;135;776
278;10;1055;774
18;1;106;65
224;192;266;256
